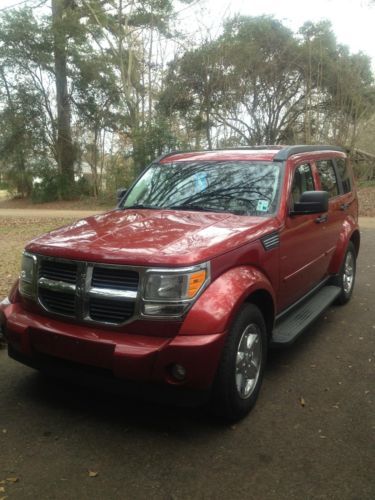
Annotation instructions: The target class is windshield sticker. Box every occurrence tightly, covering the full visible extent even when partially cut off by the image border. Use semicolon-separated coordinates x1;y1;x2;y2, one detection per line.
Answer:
194;173;208;192
257;199;269;212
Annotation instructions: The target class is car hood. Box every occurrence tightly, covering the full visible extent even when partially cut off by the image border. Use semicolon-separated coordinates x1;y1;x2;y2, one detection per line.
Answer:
26;209;278;266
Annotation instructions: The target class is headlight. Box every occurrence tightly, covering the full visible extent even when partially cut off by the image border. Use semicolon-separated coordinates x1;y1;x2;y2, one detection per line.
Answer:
19;252;37;298
142;264;210;317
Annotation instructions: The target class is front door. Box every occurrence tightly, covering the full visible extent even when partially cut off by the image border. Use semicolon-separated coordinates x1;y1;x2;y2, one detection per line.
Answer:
278;162;331;311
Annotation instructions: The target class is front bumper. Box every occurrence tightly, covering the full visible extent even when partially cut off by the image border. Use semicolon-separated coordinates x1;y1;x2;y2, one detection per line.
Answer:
2;302;226;391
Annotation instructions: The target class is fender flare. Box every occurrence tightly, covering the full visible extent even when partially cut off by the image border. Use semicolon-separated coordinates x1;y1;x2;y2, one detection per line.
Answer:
179;266;276;336
328;220;360;275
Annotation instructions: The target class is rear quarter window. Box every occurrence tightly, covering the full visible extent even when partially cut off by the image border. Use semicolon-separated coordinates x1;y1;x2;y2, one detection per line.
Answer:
335;158;352;194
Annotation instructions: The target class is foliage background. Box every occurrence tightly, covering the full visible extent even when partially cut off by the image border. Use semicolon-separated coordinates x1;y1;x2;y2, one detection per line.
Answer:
0;0;374;200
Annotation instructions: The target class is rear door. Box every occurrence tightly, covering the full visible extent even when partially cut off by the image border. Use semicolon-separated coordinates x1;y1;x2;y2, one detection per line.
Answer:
315;158;346;254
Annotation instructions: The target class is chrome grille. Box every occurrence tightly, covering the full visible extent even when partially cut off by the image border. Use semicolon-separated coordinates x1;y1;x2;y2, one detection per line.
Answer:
37;257;139;325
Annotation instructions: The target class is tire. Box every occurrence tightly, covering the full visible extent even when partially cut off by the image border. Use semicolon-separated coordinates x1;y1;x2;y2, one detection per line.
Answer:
211;303;268;422
333;241;356;305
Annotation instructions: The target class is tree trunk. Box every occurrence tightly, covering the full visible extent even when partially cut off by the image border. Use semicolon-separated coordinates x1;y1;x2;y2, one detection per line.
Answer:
52;0;75;198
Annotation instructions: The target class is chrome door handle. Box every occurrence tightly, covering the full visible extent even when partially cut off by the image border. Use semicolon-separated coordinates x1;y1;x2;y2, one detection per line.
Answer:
340;203;349;211
315;214;328;223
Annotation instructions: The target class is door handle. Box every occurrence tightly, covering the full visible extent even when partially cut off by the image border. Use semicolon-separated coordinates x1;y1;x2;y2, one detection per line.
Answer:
315;214;328;223
340;203;349;211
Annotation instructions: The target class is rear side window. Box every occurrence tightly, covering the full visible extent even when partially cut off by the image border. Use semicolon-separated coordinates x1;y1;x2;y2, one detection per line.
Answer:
335;158;352;194
316;160;339;198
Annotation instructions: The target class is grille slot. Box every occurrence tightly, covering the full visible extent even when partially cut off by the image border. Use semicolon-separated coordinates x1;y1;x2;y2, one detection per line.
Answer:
92;267;139;291
89;297;135;324
40;260;77;284
39;288;76;317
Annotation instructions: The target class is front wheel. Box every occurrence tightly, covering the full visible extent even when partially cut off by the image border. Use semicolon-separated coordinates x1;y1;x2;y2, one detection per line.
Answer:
211;303;268;422
333;241;356;305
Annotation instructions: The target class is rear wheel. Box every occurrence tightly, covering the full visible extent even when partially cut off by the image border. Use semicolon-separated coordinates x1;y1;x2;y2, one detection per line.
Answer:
211;303;267;422
333;241;356;305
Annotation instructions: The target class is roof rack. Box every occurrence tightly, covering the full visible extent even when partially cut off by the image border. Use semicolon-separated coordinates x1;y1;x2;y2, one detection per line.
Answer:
208;146;282;151
154;145;345;163
273;145;345;161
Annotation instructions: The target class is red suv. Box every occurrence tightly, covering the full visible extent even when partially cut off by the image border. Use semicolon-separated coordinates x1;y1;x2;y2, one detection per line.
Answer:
0;145;359;421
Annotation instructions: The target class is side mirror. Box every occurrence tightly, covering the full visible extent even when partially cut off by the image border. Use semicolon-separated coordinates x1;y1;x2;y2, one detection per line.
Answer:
291;191;328;215
116;188;127;205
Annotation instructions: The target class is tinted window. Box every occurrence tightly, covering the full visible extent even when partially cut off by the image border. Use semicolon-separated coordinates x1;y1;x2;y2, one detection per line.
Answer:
291;163;315;203
336;158;352;194
316;160;339;198
122;161;282;216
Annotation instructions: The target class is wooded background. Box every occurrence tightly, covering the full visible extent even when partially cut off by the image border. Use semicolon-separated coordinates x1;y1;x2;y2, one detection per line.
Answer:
0;0;374;201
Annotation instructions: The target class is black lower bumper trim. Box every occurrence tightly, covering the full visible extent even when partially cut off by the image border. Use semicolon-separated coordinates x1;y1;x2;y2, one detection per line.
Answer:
8;345;210;407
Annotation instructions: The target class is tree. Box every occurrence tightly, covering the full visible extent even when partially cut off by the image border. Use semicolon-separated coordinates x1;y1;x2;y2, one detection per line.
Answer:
52;0;77;196
160;15;375;149
0;79;50;196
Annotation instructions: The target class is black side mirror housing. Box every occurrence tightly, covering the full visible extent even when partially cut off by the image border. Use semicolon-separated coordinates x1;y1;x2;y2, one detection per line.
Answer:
117;188;127;205
291;191;329;215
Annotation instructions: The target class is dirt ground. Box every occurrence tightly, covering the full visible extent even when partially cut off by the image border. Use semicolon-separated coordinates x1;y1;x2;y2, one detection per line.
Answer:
0;210;374;499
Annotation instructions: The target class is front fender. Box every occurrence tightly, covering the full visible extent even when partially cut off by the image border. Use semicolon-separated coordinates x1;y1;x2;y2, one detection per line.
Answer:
179;266;275;336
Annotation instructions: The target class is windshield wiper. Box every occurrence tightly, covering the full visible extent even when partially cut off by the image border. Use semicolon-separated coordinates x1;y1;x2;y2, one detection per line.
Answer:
167;204;228;213
123;204;158;210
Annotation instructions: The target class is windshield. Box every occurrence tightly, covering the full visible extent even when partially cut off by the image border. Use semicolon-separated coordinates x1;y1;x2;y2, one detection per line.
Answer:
121;161;282;216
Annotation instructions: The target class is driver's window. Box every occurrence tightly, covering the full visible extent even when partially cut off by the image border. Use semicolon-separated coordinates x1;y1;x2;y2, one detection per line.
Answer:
291;163;315;205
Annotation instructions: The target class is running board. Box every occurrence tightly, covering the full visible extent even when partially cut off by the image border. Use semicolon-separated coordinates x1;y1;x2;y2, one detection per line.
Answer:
271;286;341;346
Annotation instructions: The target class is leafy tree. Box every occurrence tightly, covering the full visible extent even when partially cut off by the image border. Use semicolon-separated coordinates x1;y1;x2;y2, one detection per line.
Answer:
0;79;50;196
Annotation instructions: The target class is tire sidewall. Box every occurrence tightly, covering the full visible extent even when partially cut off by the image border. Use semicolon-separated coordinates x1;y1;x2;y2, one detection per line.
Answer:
212;303;268;421
338;242;356;304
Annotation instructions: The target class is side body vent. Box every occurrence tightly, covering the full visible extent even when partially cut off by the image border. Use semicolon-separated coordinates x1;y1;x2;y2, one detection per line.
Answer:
261;232;280;251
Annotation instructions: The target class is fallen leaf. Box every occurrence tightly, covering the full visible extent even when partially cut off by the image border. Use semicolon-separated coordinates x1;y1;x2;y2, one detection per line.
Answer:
2;429;7;434
88;471;98;478
6;478;18;484
299;396;305;407
0;487;5;493
319;435;327;439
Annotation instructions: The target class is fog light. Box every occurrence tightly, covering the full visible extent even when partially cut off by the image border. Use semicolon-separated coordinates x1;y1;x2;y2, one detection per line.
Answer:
170;363;187;381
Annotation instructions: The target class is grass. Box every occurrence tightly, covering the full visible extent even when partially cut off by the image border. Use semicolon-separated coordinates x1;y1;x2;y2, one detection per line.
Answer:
0;190;9;200
0;216;76;298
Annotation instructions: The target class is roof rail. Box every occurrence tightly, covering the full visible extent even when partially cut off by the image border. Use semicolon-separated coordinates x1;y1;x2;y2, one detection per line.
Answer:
153;145;345;163
209;145;282;151
273;145;345;161
152;150;186;163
